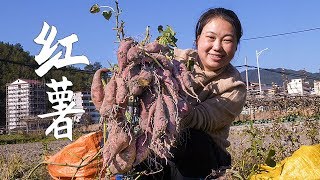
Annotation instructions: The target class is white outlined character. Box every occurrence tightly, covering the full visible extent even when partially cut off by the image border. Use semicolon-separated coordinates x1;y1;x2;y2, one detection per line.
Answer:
34;22;89;77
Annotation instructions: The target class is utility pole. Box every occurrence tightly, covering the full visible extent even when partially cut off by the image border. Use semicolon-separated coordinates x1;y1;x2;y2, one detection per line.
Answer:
256;48;269;95
282;68;288;95
245;56;249;91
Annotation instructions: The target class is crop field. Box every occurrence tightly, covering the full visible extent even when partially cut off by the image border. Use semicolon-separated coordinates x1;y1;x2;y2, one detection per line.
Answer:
0;96;319;179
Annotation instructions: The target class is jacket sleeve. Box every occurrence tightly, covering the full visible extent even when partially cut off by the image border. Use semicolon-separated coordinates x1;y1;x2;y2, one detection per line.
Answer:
181;84;246;132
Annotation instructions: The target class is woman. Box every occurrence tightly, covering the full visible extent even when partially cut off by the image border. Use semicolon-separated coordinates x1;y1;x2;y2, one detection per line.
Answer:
137;7;246;179
169;7;247;179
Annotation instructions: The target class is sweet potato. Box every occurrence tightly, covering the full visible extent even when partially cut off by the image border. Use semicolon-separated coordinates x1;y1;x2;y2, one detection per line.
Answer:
117;38;134;72
108;137;137;174
149;93;179;159
142;100;157;134
171;59;199;101
141;56;153;63
152;94;168;140
163;94;178;142
150;53;173;71
127;45;143;63
138;68;153;86
133;133;151;166
128;76;144;96
176;98;191;118
115;76;128;105
101;121;130;173
128;68;152;96
159;69;179;102
144;41;169;53
91;68;109;110
99;75;117;117
139;100;152;133
181;70;200;101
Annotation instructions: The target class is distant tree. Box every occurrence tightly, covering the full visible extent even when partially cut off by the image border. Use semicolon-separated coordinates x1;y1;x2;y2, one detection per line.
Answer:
0;42;38;126
84;62;102;71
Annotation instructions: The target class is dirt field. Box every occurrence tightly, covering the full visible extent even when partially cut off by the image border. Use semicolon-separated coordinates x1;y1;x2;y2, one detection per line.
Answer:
0;120;319;179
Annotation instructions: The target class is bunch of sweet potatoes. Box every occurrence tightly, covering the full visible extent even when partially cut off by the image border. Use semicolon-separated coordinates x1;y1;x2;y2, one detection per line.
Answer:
91;38;197;175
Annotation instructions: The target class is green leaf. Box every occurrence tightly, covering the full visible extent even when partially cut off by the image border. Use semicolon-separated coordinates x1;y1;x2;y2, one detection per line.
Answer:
156;25;178;47
90;4;100;13
267;149;276;157
265;149;276;167
166;26;175;36
265;158;276;167
102;10;112;20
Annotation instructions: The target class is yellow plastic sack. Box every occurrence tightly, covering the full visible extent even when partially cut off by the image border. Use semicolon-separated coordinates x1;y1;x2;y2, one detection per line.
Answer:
47;131;103;180
251;144;320;180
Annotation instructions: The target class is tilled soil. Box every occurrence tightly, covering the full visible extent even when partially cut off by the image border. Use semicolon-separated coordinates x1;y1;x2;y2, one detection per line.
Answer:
0;140;70;165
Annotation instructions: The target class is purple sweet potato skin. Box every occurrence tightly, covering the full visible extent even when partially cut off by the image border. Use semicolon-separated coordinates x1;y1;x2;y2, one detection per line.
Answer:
91;68;109;110
99;76;117;116
109;137;136;174
96;40;196;175
117;38;134;72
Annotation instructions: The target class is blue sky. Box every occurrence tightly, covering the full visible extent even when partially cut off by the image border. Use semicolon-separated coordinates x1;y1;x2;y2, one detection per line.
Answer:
1;0;320;73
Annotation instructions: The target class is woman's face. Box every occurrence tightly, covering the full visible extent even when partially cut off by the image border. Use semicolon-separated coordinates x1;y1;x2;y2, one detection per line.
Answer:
196;17;238;71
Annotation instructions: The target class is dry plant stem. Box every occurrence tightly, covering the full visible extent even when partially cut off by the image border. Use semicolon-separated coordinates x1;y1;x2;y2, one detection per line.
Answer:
114;0;124;42
71;155;91;180
141;26;151;46
27;148;103;179
144;51;164;70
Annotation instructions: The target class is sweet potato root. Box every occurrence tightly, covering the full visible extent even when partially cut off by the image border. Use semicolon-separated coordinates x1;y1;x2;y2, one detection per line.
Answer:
117;38;134;72
91;68;109;110
144;41;169;53
127;45;143;63
128;76;144;96
163;94;179;142
99;76;117;117
108;137;136;174
133;133;151;166
153;94;168;136
93;39;197;176
103;122;130;164
115;76;128;105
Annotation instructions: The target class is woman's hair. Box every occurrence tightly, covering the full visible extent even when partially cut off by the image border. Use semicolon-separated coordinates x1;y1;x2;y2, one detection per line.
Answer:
195;8;243;45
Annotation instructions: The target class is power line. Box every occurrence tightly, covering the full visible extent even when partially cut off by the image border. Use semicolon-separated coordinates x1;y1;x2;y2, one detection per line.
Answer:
242;27;320;41
0;58;96;74
1;58;319;81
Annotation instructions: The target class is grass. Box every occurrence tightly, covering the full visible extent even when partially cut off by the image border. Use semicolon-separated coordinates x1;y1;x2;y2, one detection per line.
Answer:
228;114;320;179
0;129;87;145
1;114;319;179
0;153;51;180
0;133;54;145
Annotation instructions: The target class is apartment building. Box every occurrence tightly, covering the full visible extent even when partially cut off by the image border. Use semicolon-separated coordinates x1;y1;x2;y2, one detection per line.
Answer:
72;91;100;123
287;78;311;96
313;80;320;96
6;79;47;131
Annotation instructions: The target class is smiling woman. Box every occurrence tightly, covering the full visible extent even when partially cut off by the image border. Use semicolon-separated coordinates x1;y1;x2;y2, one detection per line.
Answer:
137;8;247;179
195;8;242;71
